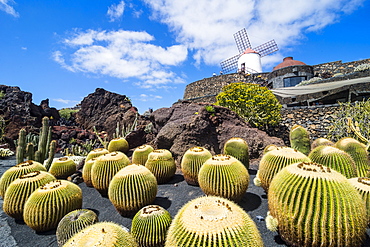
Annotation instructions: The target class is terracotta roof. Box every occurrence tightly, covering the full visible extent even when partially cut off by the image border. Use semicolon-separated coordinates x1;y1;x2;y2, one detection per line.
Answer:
243;48;258;54
273;57;306;71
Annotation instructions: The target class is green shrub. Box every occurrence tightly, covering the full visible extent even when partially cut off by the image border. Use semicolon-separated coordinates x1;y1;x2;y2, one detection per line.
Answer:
215;82;281;128
0;91;4;99
59;108;79;120
204;105;215;113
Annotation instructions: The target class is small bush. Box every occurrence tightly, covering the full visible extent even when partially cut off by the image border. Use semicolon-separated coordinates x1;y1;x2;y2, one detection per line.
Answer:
204;105;215;113
59;108;79;120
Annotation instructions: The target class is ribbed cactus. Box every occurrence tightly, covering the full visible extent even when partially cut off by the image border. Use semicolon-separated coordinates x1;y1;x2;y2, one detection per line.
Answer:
63;222;138;247
108;164;158;216
256;147;311;192
23;180;83;232
91;151;130;196
311;137;334;150
82;158;96;187
35;116;50;163
348;177;370;224
165;196;263;247
85;148;109;162
336;137;369;177
107;137;129;153
198;154;249;201
132;145;154;165
289;124;310;155
145;149;176;184
223;137;249;169
0;160;46;198
131;205;172;247
180;146;212;186
49;157;77;179
268;162;367;247
263;144;279;154
309;145;357;178
56;209;98;247
45;140;57;171
26;142;35;161
3;171;56;220
16;128;26;164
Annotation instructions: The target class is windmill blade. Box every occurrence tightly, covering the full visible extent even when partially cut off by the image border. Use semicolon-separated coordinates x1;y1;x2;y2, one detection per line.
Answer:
220;54;240;73
233;28;252;54
253;39;279;57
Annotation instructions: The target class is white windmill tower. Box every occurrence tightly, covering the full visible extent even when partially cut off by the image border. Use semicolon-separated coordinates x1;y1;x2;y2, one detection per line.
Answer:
220;28;279;74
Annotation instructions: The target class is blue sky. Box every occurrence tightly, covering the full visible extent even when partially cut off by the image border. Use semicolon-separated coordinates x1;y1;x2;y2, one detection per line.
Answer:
0;0;369;113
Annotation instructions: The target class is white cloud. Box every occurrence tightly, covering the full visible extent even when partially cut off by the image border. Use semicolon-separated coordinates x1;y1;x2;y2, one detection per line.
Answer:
53;29;188;88
107;1;125;22
53;98;79;105
0;0;19;17
137;94;163;102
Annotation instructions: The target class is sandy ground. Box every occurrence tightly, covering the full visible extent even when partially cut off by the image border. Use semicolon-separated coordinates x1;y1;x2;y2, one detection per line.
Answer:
1;156;369;247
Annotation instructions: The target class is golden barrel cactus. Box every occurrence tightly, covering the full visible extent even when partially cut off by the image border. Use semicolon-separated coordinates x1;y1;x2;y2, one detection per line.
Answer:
268;162;367;247
348;177;370;224
132;144;154;165
165;196;263;247
108;137;129;153
145;149;176;184
223;137;249;169
85;148;109;162
49;157;76;179
82;158;96;187
311;137;334;150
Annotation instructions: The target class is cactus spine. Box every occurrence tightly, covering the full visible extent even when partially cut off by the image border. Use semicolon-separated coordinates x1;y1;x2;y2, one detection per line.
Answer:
165;196;263;247
223;137;249;169
145;149;176;184
289;124;310;155
132;145;154;165
268;162;367;247
16;128;26;164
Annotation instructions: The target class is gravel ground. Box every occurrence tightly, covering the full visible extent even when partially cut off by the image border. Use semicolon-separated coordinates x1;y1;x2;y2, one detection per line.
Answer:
1;156;369;247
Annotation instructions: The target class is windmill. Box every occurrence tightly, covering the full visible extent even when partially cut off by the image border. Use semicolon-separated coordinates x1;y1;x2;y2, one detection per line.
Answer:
220;28;278;74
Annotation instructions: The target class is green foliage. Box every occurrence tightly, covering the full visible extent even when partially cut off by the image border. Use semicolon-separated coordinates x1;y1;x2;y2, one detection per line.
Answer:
59;108;79;120
215;82;281;128
204;105;215;113
0;91;4;99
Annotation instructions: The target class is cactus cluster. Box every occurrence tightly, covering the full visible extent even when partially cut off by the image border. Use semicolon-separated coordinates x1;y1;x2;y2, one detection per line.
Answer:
145;149;176;184
223;137;250;169
132;145;154;165
0;148;14;158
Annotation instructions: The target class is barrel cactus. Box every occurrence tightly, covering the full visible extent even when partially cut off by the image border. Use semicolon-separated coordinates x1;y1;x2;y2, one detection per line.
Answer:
82;158;96;187
108;164;158;216
336;137;369;177
268;162;367;247
180;146;212;186
85;148;109;162
308;145;357;178
131;205;172;247
91;151;130;196
3;171;56;220
348;177;370;224
223;137;249;169
289;124;310;155
145;149;176;184
198;154;249;201
56;209;98;247
23;180;83;232
165;196;263;247
311;137;334;150
263;144;279;154
256;147;311;192
132;144;154;165
0;160;46;198
63;222;138;247
107;137;129;153
49;157;77;179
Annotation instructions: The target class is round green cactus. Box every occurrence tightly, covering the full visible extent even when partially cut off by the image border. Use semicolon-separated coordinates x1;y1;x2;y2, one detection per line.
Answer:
268;162;367;247
108;164;158;216
336;137;369;177
348;177;370;224
49;157;77;179
82;158;96;187
131;205;172;247
91;151;130;196
3;171;56;220
263;144;279;154
108;137;129;153
165;196;263;247
63;222;138;247
311;137;334;150
180;146;212;186
308;145;357;178
0;160;46;198
257;147;311;192
23;179;83;232
145;149;176;184
289;124;310;155
132;144;154;165
85;148;109;162
56;209;98;247
223;137;249;169
198;154;249;201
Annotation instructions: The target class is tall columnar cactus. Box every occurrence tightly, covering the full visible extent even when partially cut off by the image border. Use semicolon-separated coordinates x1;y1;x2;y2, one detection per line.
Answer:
198;154;249;201
63;222;138;247
26;142;35;161
165;196;264;247
309;145;357;178
336;137;369;177
0;160;46;198
268;162;367;247
223;137;249;169
56;209;98;247
49;157;77;179
256;147;311;192
3;171;56;220
180;146;212;186
35;116;50;163
85;148;109;162
132;145;154;165
16;128;26;164
108;164;158;216
23;180;83;232
107;137;129;153
145;149;176;184
91;151;130;196
289;124;310;155
45;140;57;171
82;158;96;187
311;137;334;150
348;177;370;224
131;205;172;247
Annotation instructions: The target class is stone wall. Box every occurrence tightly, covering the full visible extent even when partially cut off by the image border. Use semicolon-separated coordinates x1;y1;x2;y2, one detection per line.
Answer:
313;58;370;77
